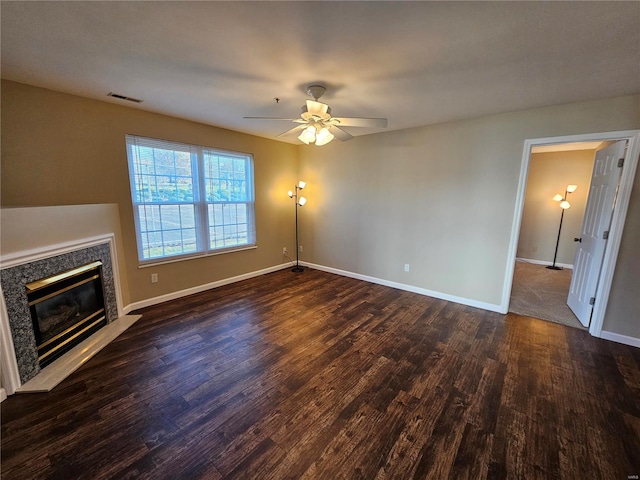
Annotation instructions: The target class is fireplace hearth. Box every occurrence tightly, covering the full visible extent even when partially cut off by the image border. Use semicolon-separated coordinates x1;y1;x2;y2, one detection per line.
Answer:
26;261;107;368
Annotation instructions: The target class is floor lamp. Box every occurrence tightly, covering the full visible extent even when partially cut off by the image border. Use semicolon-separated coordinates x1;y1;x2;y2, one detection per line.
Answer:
288;181;307;273
547;184;577;270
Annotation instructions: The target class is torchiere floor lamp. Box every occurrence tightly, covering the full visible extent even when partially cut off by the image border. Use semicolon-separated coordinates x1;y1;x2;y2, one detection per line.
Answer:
547;184;577;270
288;181;307;272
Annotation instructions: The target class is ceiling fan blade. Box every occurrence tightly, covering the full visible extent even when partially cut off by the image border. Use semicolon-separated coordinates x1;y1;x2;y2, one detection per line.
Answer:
276;125;305;138
333;117;388;128
331;126;354;142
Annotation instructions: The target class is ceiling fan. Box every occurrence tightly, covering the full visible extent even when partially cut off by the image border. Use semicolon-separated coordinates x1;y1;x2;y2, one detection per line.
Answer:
244;85;388;146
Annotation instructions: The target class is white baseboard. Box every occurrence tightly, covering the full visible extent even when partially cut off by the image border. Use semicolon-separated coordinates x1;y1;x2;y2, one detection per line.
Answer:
301;262;504;314
599;330;640;348
125;263;291;312
516;257;573;270
125;260;504;315
106;261;640;352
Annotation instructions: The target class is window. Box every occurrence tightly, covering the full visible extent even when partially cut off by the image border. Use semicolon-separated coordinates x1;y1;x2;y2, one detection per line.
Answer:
125;135;255;263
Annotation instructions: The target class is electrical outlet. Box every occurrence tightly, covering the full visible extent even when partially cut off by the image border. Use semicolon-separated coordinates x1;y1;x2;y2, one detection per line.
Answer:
151;273;158;283
283;247;288;255
404;264;410;272
299;245;303;252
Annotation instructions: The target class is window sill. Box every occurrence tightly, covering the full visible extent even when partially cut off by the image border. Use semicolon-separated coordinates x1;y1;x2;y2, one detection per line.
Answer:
137;245;257;269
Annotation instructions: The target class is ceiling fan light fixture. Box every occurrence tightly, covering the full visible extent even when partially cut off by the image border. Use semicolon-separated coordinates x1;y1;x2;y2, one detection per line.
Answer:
245;84;387;144
298;125;316;144
315;127;334;146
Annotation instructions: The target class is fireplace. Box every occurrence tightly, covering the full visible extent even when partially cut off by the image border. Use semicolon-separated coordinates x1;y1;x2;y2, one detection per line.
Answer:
25;261;107;368
1;230;125;392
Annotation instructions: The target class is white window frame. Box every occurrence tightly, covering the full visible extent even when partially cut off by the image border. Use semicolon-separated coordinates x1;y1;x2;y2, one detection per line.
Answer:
125;135;256;265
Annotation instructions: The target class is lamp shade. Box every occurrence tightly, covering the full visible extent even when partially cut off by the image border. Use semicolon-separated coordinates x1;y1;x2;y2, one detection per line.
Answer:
566;184;578;193
315;127;334;146
560;200;570;209
298;126;316;145
298;196;307;206
298;181;306;189
553;194;563;202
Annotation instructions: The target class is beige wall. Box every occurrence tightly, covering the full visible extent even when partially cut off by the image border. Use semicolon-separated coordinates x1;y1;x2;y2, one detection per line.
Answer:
1;80;298;304
299;95;640;336
2;80;639;339
605;167;640;338
0;204;131;306
517;150;596;265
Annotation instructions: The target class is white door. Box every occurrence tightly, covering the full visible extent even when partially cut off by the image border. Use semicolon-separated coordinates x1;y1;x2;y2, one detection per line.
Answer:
567;140;627;327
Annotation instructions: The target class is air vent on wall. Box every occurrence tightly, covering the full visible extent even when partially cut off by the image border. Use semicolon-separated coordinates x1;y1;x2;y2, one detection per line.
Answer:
107;92;143;103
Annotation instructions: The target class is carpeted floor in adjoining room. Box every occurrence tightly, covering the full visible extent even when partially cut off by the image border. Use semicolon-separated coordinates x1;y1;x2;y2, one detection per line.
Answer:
509;260;585;330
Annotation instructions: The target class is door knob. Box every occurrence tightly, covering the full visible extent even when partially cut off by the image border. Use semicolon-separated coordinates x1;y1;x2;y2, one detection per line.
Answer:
574;237;582;243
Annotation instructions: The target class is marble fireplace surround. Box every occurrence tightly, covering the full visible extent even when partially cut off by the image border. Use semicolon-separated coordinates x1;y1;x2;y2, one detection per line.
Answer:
0;234;136;395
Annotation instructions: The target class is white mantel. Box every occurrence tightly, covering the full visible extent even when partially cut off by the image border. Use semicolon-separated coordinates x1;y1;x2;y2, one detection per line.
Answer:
0;204;133;397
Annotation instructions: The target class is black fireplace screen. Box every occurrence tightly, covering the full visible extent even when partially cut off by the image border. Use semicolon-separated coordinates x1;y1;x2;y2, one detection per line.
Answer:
26;261;107;368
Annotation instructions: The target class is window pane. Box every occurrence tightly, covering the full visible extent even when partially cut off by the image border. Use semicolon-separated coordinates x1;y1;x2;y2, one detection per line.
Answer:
136;204;199;259
139;205;161;231
210;204;223;225
180;205;195;228
207;203;252;249
143;231;163;259
204;153;250;203
162;229;182;245
223;204;233;225
227;224;238;238
130;145;194;205
211;226;225;248
160;205;181;230
175;152;191;176
176;178;193;202
237;204;247;223
182;229;197;253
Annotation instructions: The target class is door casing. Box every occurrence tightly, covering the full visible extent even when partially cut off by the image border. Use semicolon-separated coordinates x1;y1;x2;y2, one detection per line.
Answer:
503;130;640;338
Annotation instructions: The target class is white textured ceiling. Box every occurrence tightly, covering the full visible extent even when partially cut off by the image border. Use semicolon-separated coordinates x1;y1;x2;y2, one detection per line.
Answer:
2;1;639;144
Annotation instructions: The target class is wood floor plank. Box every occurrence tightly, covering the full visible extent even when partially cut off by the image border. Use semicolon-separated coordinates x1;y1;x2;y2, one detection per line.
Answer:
2;268;639;479
299;404;388;479
449;422;494;480
411;388;470;479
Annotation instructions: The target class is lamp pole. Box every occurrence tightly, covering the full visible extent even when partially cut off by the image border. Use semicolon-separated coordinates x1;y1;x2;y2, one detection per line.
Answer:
547;184;577;271
547;203;566;270
288;182;306;273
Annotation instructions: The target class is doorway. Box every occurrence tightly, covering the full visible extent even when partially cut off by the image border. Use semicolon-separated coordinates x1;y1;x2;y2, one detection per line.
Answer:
509;142;600;329
502;130;640;338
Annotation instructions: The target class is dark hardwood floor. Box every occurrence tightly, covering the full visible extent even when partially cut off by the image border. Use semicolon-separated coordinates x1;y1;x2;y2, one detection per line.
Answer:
2;268;640;479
